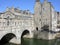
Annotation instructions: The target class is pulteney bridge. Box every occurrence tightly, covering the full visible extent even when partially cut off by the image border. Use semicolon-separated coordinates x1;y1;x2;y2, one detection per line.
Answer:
0;8;35;44
0;7;60;45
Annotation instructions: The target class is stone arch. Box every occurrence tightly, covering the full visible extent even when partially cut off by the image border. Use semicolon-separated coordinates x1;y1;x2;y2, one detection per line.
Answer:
21;30;30;45
21;30;30;38
0;33;16;45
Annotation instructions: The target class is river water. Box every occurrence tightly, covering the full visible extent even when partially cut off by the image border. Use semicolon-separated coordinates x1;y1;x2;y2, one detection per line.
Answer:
4;38;60;45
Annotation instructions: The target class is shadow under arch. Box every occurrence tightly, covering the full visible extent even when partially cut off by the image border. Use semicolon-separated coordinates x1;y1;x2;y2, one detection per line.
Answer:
21;30;30;38
0;33;16;45
21;30;30;45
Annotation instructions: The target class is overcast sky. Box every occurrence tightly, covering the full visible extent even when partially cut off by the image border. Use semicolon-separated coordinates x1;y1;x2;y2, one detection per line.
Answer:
0;0;60;13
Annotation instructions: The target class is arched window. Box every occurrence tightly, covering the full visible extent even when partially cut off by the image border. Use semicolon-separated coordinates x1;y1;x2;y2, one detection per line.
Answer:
36;27;38;31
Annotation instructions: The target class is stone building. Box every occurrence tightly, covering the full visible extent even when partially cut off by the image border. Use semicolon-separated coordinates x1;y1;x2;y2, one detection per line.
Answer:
56;12;60;31
0;7;34;31
34;0;57;31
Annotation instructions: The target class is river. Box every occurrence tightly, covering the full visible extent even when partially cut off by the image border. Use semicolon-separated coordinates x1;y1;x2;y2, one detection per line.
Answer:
4;38;60;45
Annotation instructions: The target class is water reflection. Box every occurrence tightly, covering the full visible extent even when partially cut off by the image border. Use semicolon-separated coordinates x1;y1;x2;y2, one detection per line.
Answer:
1;38;60;45
21;38;49;45
55;38;60;45
21;38;60;45
4;42;20;45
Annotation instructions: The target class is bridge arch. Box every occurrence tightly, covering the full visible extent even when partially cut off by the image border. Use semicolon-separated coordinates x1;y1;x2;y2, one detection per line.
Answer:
0;33;16;45
21;29;30;38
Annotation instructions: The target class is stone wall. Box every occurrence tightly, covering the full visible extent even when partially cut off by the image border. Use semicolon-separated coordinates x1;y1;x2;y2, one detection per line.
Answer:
34;30;56;40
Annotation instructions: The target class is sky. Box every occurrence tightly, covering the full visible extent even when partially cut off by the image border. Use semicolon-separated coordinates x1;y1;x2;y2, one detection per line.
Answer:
0;0;60;13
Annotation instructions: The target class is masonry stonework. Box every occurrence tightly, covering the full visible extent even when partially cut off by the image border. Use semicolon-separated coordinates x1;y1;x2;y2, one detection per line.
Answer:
0;0;60;44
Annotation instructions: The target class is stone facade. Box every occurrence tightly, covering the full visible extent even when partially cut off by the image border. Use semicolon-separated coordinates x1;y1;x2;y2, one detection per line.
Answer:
0;7;35;44
34;0;57;31
57;12;60;27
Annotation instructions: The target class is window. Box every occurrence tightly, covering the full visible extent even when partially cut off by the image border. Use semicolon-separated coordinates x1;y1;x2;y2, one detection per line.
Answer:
23;11;25;14
43;8;44;10
7;16;10;26
39;19;41;21
40;12;41;15
43;8;46;11
36;27;38;31
46;19;47;21
57;21;60;24
7;20;9;25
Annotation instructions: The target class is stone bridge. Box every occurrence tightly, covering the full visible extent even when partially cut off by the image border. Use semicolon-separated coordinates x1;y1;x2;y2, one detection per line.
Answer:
0;9;35;45
0;6;59;45
0;28;34;44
